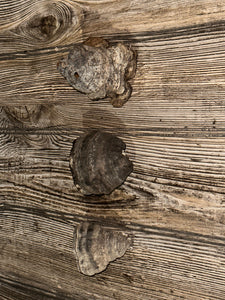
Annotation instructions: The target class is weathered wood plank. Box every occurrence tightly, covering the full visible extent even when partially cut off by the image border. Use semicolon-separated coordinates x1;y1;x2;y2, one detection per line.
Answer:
1;104;225;196
1;0;225;298
1;211;225;299
1;0;225;48
0;0;225;112
1;278;68;300
1;31;225;109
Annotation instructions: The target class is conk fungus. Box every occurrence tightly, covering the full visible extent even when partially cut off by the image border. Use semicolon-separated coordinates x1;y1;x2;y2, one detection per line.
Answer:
74;222;131;276
69;130;133;195
58;37;137;107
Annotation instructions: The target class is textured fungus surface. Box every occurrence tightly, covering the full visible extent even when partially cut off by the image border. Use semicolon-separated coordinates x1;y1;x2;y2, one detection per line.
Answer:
58;37;136;107
69;130;133;195
74;222;131;276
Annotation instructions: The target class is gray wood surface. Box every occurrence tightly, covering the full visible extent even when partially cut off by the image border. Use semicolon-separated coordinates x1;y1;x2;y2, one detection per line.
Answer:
1;0;225;299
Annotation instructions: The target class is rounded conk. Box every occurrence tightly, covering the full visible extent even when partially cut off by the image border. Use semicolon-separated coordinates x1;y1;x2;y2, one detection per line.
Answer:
70;130;133;195
58;37;137;107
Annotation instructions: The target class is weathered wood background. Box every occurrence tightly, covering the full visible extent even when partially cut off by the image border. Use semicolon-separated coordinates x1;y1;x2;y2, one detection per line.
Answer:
1;0;225;299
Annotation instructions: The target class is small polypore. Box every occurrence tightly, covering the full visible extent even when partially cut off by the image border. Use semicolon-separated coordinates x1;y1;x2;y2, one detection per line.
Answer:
74;222;131;276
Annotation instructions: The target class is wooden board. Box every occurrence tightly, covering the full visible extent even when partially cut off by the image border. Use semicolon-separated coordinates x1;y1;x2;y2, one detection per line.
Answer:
1;0;225;299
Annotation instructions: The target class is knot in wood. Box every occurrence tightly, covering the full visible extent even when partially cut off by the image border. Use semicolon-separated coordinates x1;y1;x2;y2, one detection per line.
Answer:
4;105;42;125
38;15;57;37
17;1;81;46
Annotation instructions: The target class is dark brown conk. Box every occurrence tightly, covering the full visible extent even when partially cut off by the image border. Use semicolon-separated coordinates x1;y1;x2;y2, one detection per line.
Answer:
70;130;133;195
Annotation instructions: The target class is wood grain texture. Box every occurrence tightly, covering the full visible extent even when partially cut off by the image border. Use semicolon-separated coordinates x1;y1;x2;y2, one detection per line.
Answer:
1;0;225;299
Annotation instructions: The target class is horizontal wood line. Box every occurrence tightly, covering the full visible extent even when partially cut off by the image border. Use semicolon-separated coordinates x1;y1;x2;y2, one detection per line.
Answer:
0;180;79;203
1;205;82;223
0;127;224;134
1;20;225;60
137;242;220;258
0;276;76;300
136;164;225;177
133;168;225;183
1;184;135;209
106;20;225;42
126;176;225;194
93;271;215;300
0;44;70;61
0;132;223;138
127;223;225;247
139;37;225;50
131;263;225;285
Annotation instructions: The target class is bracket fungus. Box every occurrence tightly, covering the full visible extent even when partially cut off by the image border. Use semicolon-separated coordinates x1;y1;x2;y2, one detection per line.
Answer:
69;130;133;195
74;222;131;276
58;37;137;107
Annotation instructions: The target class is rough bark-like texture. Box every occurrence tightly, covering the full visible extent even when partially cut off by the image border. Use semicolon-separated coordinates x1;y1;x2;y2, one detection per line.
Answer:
70;130;133;195
1;0;225;299
74;222;131;276
58;37;136;107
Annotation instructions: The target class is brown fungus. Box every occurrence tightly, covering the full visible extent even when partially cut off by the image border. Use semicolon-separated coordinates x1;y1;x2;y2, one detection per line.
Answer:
69;130;133;195
74;222;131;276
58;37;137;107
